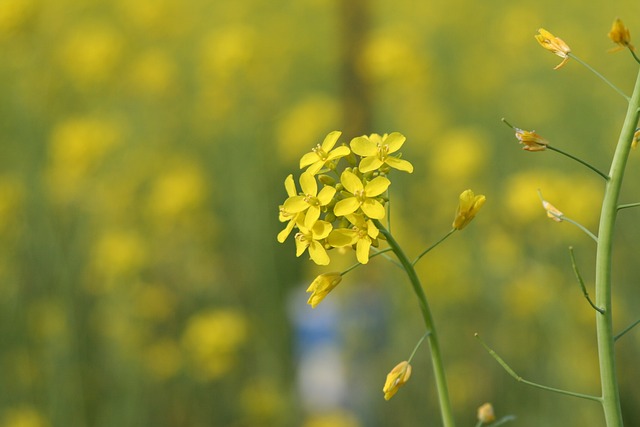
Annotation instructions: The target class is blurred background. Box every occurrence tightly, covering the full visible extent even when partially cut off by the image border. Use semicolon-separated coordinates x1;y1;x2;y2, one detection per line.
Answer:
1;0;639;426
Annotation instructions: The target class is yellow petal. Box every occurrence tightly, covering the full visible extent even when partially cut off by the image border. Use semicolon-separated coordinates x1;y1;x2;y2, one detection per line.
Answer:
320;130;342;152
299;172;317;196
355;238;371;264
385;132;406;153
340;170;364;194
358;156;384;173
385;157;414;173
364;176;391;197
361;199;386;219
350;135;378;156
308;241;330;265
334;197;360;217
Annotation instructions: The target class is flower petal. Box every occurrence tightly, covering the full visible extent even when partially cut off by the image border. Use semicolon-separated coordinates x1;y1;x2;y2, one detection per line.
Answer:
277;219;296;243
385;132;406;153
304;206;320;228
317;186;336;205
385;157;414;173
350;136;378;156
283;195;308;213
308;242;330;265
358;156;383;173
321;130;342;152
284;174;297;197
333;197;360;217
326;145;351;161
364;176;391;197
340;170;364;194
356;238;371;264
366;219;379;238
311;220;333;239
328;229;358;247
299;172;318;196
361;199;386;219
305;160;325;175
300;152;318;169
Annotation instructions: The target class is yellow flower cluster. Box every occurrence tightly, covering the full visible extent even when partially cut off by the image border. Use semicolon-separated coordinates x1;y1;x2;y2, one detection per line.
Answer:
277;130;413;266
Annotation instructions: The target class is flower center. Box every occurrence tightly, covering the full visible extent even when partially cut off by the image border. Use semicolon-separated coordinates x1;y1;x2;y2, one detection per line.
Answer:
354;189;366;203
304;194;320;207
377;143;390;161
312;144;328;161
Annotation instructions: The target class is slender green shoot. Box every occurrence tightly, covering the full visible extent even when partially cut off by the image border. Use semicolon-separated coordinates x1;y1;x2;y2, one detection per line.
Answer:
568;247;605;313
617;201;640;211
629;47;640;65
342;248;395;274
569;53;630;101
475;333;602;402
614;318;640;342
546;145;609;181
412;228;456;266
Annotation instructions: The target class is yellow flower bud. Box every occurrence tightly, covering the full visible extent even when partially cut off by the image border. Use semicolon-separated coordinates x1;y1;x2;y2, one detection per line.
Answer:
306;273;342;308
382;360;411;400
608;18;634;52
452;189;486;230
535;28;571;69
477;402;496;424
514;128;548;152
382;361;412;400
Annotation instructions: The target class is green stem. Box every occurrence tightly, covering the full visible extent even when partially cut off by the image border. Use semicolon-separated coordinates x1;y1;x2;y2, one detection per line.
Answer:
374;219;455;427
559;215;599;243
475;334;602;402
629;47;640;66
614;318;640;342
546;145;609;181
569;247;605;313
617;202;640;211
569;53;630;101
342;248;395;275
412;228;456;266
594;65;640;427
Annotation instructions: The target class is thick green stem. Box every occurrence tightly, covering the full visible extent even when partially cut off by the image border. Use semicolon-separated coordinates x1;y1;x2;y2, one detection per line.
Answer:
374;220;455;427
595;66;640;427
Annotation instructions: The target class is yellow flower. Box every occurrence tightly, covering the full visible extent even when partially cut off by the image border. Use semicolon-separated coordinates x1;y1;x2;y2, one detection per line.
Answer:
299;131;351;175
608;18;634;52
295;220;333;265
535;28;571;69
477;403;496;424
327;213;379;264
514;128;548;152
539;194;564;222
452;189;486;230
306;272;342;308
333;171;389;219
283;172;337;229
382;361;412;400
350;132;413;173
278;174;304;243
632;128;640;149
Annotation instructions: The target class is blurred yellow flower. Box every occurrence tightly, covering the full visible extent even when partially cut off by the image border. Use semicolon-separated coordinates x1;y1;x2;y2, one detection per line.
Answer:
143;338;182;381
306;272;342;308
477;402;496;424
146;164;207;221
333;171;390;219
128;49;177;97
181;309;248;381
0;0;35;38
608;18;634;52
302;411;360;427
452;189;486;230
633;128;640;149
90;230;147;287
350;133;413;173
47;116;123;203
1;406;49;427
383;361;412;400
514;128;548;152
57;22;124;86
535;28;571;69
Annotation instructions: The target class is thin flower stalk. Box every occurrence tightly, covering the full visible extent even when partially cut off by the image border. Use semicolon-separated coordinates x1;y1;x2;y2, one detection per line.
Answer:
568;53;630;101
373;219;455;427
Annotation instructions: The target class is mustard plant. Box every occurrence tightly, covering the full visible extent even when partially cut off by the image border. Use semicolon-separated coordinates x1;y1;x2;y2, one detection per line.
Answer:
277;131;486;427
